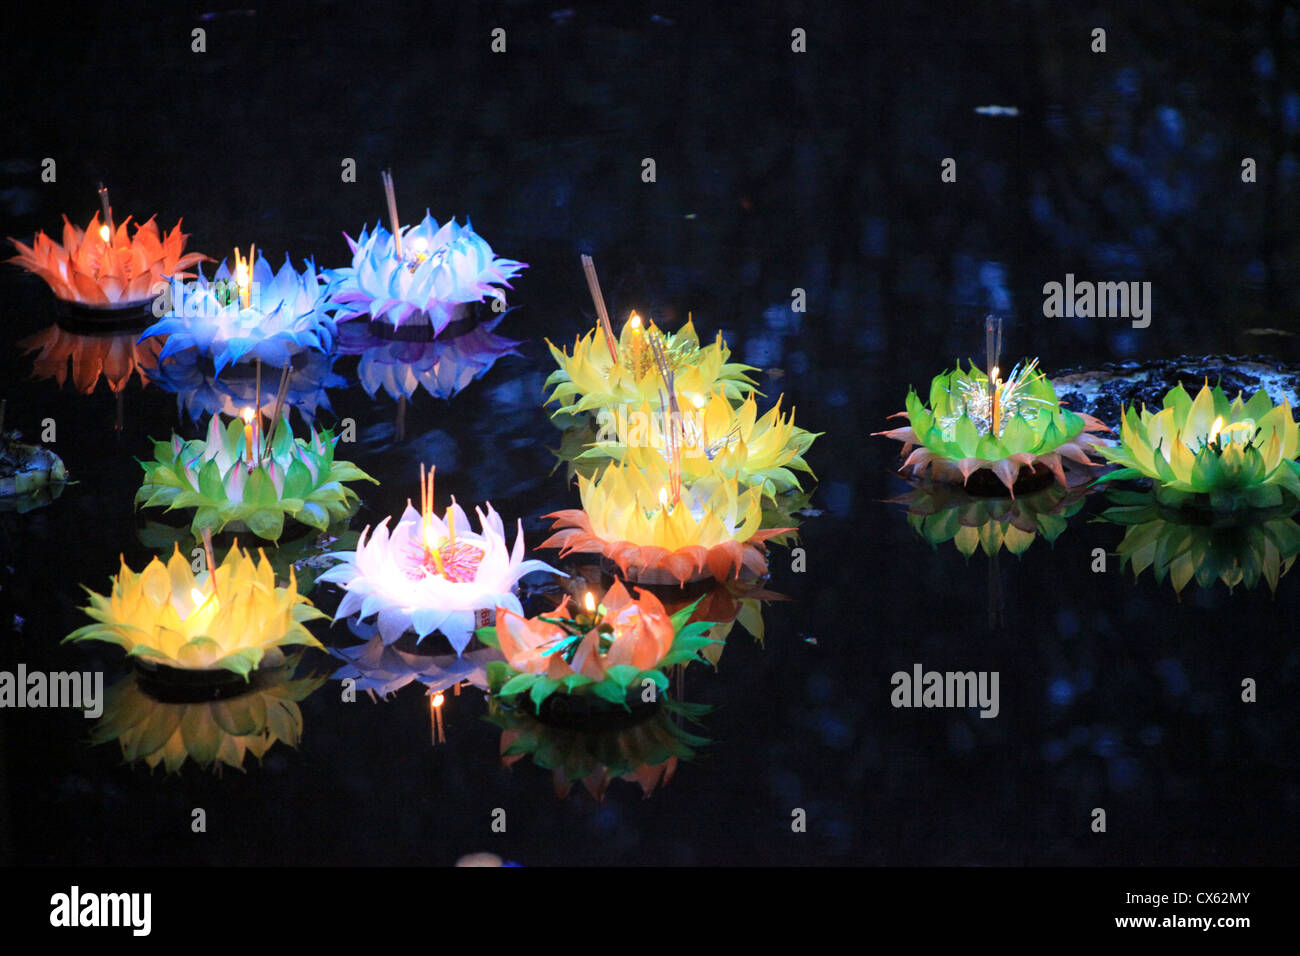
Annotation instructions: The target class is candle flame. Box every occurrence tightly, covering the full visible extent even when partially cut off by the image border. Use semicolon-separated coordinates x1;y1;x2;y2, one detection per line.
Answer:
98;223;111;242
690;392;707;409
431;692;445;708
241;407;255;424
628;312;642;331
658;486;669;509
584;591;596;613
1209;415;1224;445
185;586;217;622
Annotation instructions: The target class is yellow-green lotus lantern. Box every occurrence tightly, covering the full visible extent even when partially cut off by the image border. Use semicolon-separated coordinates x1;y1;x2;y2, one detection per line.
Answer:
1098;381;1300;510
65;544;327;680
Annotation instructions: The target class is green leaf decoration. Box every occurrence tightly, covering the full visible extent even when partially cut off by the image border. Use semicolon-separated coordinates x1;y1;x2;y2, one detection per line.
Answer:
499;672;539;697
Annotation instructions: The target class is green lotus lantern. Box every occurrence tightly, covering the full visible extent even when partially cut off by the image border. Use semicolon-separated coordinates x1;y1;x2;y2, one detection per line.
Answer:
136;411;376;540
877;359;1109;494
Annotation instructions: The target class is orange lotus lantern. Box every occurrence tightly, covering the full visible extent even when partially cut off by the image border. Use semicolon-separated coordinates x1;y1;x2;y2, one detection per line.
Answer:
7;193;209;310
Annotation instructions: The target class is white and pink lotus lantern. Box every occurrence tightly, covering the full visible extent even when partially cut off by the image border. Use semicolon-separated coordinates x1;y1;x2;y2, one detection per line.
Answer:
319;466;562;654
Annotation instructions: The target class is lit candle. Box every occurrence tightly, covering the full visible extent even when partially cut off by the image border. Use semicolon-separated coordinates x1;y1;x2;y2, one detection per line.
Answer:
1209;415;1224;446
583;591;597;614
97;183;114;236
1208;416;1253;449
233;245;254;310
407;235;430;271
241;407;256;465
690;392;708;451
989;366;1002;436
184;586;220;629
98;223;111;244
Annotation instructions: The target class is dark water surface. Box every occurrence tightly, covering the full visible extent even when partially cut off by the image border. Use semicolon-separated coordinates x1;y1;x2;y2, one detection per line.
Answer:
1;1;1298;866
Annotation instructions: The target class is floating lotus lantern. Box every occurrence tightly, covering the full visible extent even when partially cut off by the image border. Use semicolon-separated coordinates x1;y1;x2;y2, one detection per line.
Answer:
7;189;208;313
65;544;327;679
19;324;162;396
325;216;526;329
1101;488;1300;595
135;411;376;540
892;476;1092;558
877;358;1109;495
478;581;716;712
542;457;790;584
576;390;818;502
1097;382;1300;510
91;655;327;773
324;171;526;332
545;312;758;419
334;312;522;402
319;465;562;654
543;562;779;670
141;247;335;376
488;693;709;800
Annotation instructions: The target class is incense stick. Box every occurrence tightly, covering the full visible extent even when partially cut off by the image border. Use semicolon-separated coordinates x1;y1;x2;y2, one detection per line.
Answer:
382;169;403;260
984;314;1002;377
262;362;292;454
580;255;619;363
97;184;114;234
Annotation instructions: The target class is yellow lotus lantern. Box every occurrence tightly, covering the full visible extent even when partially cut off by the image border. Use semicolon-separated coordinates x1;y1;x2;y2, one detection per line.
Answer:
541;457;790;584
544;313;758;417
65;544;326;679
582;389;818;501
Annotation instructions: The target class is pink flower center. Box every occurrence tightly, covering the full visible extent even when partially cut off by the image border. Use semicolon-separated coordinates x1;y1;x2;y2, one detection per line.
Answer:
421;540;485;583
